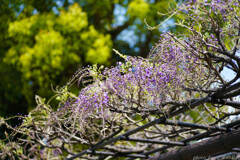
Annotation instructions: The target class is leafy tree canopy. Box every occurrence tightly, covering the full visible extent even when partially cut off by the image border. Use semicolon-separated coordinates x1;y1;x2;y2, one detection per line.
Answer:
5;3;112;106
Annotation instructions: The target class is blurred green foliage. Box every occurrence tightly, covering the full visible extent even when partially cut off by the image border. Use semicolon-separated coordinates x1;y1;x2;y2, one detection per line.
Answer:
0;0;177;116
5;3;112;107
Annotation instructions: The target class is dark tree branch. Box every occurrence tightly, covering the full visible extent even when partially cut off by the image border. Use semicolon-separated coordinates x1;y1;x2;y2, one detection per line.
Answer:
164;120;227;132
219;89;240;99
206;52;239;73
148;128;240;160
143;119;240;155
119;137;185;146
85;150;151;159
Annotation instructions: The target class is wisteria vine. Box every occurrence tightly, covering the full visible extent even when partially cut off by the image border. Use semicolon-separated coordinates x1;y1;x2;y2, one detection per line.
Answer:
1;0;240;159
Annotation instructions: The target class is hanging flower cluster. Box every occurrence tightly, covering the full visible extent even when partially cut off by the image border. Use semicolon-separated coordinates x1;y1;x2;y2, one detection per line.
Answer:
57;32;208;132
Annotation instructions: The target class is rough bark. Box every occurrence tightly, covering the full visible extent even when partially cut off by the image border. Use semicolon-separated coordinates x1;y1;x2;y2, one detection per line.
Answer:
149;128;240;160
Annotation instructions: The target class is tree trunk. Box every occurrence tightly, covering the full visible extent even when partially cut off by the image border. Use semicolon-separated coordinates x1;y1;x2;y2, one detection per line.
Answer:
149;128;240;160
